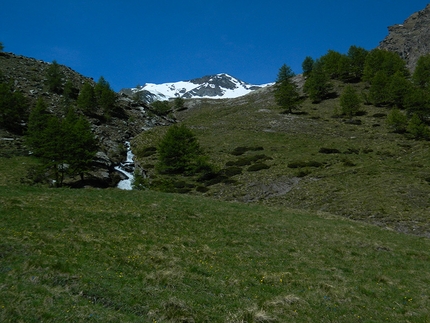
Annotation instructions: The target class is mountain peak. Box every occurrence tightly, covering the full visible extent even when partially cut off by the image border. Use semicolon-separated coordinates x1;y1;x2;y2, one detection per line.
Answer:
121;74;272;103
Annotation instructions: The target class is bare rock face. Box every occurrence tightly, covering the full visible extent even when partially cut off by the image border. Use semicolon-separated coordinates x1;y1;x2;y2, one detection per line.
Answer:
378;4;430;72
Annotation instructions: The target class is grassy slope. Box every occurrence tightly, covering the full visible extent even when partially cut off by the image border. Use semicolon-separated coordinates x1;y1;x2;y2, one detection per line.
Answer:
1;157;430;322
134;82;430;237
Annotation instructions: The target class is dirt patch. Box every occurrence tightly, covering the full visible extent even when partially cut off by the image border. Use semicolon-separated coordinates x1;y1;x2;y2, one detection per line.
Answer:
241;176;301;202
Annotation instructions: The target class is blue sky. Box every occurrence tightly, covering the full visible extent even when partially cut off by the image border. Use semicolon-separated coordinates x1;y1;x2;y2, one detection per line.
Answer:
1;1;429;91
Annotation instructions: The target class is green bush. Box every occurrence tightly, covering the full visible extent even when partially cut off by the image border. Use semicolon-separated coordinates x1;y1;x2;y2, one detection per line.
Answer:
156;124;212;175
386;108;408;133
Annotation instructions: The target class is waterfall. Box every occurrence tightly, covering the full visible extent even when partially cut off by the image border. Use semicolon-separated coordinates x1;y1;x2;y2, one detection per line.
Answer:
114;141;135;190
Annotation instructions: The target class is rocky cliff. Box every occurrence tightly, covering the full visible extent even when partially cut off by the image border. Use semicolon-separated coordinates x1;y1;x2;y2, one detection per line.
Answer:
378;4;430;72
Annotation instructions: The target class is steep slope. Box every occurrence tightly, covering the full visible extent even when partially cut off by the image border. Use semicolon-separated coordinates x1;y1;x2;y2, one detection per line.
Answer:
120;73;272;103
0;52;172;187
378;4;430;72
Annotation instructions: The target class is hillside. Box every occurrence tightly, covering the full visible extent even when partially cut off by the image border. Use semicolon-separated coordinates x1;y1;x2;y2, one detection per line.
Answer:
0;52;172;187
1;167;430;322
133;79;430;238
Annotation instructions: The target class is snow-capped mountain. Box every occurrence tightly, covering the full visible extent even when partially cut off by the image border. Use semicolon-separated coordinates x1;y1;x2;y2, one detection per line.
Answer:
121;73;272;103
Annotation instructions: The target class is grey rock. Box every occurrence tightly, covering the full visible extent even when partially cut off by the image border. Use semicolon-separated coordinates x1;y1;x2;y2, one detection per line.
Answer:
379;4;430;72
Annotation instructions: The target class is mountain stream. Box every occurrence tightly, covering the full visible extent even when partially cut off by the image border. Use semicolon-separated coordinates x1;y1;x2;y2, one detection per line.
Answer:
114;141;135;190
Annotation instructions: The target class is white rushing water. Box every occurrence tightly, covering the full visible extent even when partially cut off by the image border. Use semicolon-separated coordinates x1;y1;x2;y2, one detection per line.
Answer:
114;142;135;190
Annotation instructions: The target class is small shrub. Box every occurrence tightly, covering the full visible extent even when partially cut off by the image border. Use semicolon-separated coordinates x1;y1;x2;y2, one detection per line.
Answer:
140;146;157;157
297;169;312;177
222;166;243;177
247;163;270;172
319;147;341;154
288;161;323;168
342;158;356;167
228;154;271;167
386;108;408;133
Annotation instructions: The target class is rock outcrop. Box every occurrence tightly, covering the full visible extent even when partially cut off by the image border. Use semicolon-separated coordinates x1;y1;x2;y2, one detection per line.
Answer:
378;4;430;72
0;52;172;187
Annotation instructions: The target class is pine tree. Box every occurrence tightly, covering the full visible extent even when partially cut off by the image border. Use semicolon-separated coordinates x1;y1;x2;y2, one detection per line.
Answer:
303;60;333;103
63;108;97;181
26;98;50;152
347;45;368;81
274;64;301;113
407;113;430;140
26;101;97;186
0;81;28;133
413;54;430;89
276;64;295;83
386;108;408;133
46;60;64;94
368;71;390;106
157;124;210;175
94;76;117;118
302;56;314;77
363;49;408;82
77;82;97;113
387;71;412;108
340;85;361;117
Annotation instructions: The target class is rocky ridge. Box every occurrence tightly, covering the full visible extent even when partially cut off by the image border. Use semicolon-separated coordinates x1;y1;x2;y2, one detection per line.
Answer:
378;4;430;72
0;52;172;187
120;73;272;103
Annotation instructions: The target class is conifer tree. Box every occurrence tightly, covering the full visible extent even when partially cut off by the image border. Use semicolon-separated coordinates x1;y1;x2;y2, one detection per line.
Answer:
95;76;117;118
303;60;333;103
387;71;412;108
46;60;64;94
157;124;210;175
77;82;97;114
26;100;97;186
347;45;368;81
302;56;314;77
340;85;361;117
274;64;301;113
413;54;430;89
368;71;390;106
386;108;408;133
0;81;28;133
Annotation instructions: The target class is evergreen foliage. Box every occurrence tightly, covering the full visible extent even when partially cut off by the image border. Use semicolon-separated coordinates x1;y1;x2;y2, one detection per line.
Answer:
0;81;28;133
156;124;211;175
387;71;412;109
173;97;185;110
274;64;301;113
320;50;343;79
413;54;430;89
302;56;314;77
94;76;117;118
77;82;97;113
347;45;368;81
407;113;430;140
151;101;171;116
386;108;408;133
303;60;333;103
276;64;295;82
340;85;361;117
404;87;430;120
368;71;390;106
0;42;4;51
363;49;408;82
45;60;64;94
26;100;97;186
